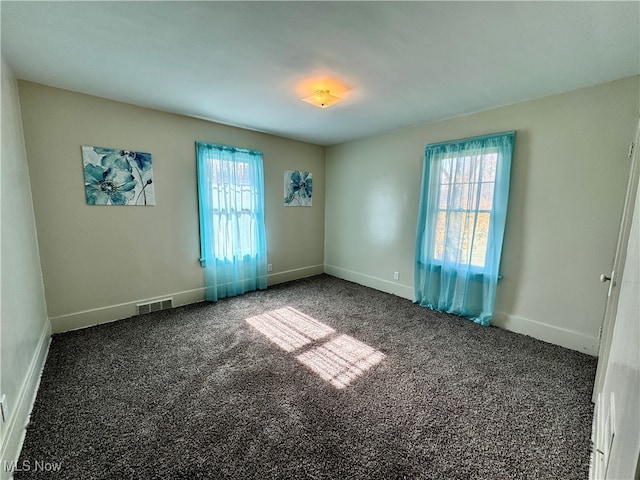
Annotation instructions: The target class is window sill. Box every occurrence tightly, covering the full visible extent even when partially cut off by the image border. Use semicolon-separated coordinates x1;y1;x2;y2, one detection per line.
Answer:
416;262;503;281
200;255;260;268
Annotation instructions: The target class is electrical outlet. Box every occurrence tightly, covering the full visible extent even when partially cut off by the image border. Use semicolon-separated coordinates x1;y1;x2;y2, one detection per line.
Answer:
393;272;399;281
268;263;273;272
0;394;7;423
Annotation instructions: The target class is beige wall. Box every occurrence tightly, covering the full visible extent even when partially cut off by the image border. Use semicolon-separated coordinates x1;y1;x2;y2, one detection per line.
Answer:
325;76;640;355
14;76;639;352
0;58;50;477
18;81;325;333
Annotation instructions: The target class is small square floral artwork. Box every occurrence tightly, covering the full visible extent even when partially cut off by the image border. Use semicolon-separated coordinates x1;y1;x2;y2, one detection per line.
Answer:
284;170;312;207
82;145;155;205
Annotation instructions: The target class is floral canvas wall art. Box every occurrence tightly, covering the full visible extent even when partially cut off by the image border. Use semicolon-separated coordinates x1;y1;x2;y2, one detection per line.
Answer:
284;170;312;207
82;145;155;205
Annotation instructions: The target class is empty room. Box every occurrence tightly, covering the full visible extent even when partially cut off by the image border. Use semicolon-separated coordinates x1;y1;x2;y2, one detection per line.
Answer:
1;2;639;479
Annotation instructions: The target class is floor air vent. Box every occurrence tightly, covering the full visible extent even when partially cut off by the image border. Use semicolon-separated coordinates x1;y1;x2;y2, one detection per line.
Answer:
137;298;173;315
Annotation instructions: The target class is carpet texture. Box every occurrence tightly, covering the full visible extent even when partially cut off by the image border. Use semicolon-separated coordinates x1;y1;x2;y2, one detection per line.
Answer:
15;275;596;479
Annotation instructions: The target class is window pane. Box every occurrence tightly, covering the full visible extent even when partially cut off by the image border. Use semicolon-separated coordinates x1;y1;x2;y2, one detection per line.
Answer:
238;213;252;256
470;213;491;268
438;184;449;209
450;183;461;210
469;155;483;184
441;158;454;185
441;212;470;264
466;181;480;210
208;159;260;260
481;153;497;182
433;211;446;261
241;186;252;207
461;211;475;265
455;157;471;183
479;182;494;210
450;181;481;211
214;214;229;259
431;151;498;269
432;210;491;268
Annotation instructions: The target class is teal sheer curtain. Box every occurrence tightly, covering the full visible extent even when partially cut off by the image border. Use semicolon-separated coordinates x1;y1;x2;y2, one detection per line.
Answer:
196;141;267;302
415;131;515;325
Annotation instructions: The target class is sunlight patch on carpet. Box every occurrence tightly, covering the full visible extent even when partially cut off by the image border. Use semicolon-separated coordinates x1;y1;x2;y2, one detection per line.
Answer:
296;334;386;389
245;306;335;352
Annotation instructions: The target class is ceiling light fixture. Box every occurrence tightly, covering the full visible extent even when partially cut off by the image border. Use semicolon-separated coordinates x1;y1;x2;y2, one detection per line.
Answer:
302;89;344;109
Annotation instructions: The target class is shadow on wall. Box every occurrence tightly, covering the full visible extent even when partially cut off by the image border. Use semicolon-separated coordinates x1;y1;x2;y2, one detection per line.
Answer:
496;129;530;315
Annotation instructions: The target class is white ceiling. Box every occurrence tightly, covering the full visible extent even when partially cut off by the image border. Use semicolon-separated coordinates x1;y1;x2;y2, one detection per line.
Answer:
2;1;639;146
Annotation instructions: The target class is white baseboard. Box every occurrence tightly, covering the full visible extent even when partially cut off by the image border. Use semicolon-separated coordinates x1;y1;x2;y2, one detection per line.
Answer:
324;264;597;355
0;321;51;480
50;264;326;333
267;264;324;285
49;287;207;333
492;311;599;356
50;265;599;354
324;264;414;301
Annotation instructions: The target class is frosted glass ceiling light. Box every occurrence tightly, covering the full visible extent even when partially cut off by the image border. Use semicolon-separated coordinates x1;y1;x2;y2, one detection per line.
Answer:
302;89;344;109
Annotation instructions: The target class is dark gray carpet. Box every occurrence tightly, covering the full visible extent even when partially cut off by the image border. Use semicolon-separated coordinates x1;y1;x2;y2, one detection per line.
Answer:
16;274;595;479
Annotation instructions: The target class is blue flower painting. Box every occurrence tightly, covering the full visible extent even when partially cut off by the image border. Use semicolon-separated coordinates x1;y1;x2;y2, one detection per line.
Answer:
82;145;155;205
284;170;312;207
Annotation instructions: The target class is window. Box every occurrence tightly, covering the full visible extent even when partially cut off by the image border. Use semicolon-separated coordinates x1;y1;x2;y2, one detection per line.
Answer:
432;151;497;269
415;132;515;325
208;158;259;260
196;142;267;301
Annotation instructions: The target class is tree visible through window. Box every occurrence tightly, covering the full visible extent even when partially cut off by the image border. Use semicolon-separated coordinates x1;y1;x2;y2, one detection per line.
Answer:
433;151;497;269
